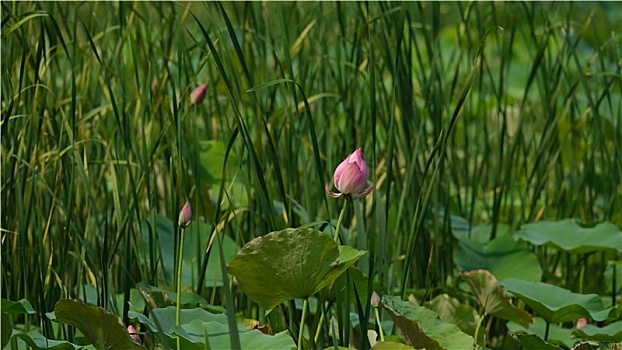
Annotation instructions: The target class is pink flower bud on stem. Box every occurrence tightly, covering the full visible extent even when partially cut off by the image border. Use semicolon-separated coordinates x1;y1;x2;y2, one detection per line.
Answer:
127;325;141;344
178;201;192;228
325;148;375;199
325;148;375;242
370;292;385;342
190;83;208;105
176;201;192;350
370;291;381;308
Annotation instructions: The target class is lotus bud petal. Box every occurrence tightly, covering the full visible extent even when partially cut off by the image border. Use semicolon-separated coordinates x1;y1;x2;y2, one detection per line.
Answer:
127;325;141;344
178;201;193;228
190;83;208;105
370;291;381;308
325;148;375;198
576;318;587;329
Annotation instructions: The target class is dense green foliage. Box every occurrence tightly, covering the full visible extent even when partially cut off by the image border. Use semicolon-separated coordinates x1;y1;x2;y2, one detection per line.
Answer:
2;1;620;349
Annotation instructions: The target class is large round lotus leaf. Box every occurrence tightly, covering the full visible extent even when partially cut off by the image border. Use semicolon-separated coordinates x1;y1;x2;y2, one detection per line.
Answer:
227;228;366;310
499;279;616;324
53;299;146;350
381;295;474;350
516;220;622;254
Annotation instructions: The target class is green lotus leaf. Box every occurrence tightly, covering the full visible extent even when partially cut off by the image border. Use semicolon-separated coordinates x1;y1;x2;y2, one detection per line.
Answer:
1;298;36;315
140;215;239;287
146;306;224;332
499;279;615;324
53;299;146;350
507;317;577;348
1;313;11;349
130;306;295;349
370;341;414;349
516;219;622;254
452;223;510;244
454;228;542;282
197;140;239;186
462;270;533;328
171;319;295;350
427;294;480;336
1;298;38;349
510;333;563;350
10;329;91;350
130;306;227;348
135;281;223;312
572;321;622;342
227;228;366;310
381;295;474;350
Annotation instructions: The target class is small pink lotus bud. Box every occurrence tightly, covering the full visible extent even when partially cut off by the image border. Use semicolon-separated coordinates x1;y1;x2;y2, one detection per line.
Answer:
370;291;381;308
325;148;375;198
178;201;193;228
127;325;141;344
190;83;208;105
576;318;587;329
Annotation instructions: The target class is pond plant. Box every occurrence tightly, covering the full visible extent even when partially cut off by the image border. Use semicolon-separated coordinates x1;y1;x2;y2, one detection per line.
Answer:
1;1;621;350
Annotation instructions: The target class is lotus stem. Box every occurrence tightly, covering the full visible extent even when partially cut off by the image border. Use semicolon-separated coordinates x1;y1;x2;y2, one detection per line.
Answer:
474;312;486;348
374;307;385;342
313;307;325;344
176;226;186;350
334;199;348;242
298;298;309;350
544;321;550;342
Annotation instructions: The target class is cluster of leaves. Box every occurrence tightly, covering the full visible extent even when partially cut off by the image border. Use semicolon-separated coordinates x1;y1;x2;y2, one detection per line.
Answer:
2;1;621;349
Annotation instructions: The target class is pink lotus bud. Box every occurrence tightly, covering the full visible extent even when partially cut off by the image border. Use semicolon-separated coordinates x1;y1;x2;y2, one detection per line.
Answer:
127;325;141;344
190;83;208;105
178;201;193;228
576;318;587;329
325;148;375;198
370;291;381;308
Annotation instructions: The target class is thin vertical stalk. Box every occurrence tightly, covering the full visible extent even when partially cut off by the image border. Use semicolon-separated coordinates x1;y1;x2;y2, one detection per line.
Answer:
334;199;349;242
298;298;309;350
176;226;186;350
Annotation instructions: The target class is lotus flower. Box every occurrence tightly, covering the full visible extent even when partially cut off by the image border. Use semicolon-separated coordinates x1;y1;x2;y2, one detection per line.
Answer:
325;148;375;198
370;291;381;308
127;325;141;344
178;201;193;228
190;83;207;105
